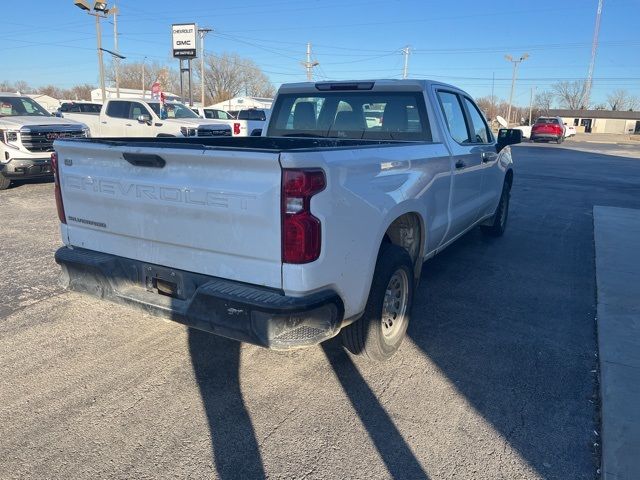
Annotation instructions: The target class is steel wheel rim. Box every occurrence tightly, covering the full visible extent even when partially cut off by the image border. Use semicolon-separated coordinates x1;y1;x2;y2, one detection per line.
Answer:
381;269;409;341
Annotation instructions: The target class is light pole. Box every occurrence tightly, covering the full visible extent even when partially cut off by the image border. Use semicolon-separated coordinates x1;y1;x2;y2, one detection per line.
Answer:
505;53;529;126
74;1;111;103
198;28;212;107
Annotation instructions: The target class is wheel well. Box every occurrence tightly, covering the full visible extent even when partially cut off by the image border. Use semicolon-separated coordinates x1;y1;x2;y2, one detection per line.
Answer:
382;213;423;269
505;169;513;188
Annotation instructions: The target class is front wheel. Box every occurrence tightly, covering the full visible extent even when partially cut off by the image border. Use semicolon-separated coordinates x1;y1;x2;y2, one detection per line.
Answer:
481;179;511;237
341;243;414;362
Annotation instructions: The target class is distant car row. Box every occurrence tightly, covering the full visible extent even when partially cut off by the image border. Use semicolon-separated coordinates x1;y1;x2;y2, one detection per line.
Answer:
0;92;270;189
55;100;269;138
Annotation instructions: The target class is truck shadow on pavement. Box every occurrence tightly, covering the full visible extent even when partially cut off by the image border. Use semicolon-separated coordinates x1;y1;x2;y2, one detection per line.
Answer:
188;330;266;479
187;327;430;479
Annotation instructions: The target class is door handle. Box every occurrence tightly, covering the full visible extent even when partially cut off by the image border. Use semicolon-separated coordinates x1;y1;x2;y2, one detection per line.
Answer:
455;159;466;169
482;152;498;163
126;123;132;126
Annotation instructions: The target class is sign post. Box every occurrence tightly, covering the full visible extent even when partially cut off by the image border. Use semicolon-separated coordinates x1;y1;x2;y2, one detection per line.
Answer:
171;23;197;105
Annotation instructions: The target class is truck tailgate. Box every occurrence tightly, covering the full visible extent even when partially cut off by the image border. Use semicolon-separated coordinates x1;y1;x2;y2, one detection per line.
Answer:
55;140;283;289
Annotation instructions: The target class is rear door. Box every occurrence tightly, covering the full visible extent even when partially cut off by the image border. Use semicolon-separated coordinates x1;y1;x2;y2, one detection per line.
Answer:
435;90;484;241
57;141;283;288
102;101;131;136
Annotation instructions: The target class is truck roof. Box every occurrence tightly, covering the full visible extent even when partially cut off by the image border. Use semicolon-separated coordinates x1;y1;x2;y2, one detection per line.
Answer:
277;79;464;94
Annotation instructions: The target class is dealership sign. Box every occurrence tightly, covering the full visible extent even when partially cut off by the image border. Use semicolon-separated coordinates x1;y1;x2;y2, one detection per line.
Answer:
172;23;197;58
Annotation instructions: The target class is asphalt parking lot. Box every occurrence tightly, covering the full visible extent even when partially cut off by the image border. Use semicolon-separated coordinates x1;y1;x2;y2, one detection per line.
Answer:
1;141;640;479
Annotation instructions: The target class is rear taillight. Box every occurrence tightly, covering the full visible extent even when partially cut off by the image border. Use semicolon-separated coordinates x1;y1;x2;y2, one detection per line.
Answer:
281;169;326;264
233;122;241;135
51;152;66;224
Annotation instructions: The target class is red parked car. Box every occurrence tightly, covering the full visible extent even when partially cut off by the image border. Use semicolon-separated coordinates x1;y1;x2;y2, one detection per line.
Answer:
530;117;566;143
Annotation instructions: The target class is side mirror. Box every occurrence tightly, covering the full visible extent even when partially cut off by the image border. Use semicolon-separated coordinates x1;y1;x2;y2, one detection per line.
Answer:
496;128;522;152
137;114;151;124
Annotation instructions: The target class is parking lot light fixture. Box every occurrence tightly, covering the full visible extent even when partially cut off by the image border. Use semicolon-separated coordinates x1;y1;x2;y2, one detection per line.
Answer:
74;0;90;10
72;0;109;103
93;1;108;12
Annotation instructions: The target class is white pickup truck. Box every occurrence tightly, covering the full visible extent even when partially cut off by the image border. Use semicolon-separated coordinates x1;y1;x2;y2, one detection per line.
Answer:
78;98;231;138
0;93;89;190
192;106;267;137
53;80;521;361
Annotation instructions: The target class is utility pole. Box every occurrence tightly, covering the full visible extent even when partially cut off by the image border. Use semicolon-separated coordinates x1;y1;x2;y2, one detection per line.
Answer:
402;46;410;79
583;0;603;108
505;53;529;126
142;56;147;98
95;14;106;102
528;86;536;126
491;72;495;120
110;5;120;98
198;27;212;107
301;42;319;81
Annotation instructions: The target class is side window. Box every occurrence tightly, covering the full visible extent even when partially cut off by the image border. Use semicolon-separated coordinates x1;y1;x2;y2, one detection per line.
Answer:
128;102;149;120
106;101;130;119
463;97;491;143
20;99;37;114
437;91;470;144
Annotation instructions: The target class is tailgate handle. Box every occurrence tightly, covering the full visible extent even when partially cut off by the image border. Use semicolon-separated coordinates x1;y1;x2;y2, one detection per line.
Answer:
123;153;166;168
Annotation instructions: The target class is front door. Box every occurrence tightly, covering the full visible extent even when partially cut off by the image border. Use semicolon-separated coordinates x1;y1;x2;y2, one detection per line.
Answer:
126;102;155;137
461;96;501;219
436;90;484;242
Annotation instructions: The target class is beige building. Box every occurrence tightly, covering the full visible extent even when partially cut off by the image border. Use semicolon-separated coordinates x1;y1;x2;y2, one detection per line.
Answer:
549;109;640;135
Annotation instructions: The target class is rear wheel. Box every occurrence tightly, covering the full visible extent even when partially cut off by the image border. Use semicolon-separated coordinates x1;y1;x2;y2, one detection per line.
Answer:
556;136;563;144
0;173;11;190
341;243;414;362
481;179;511;237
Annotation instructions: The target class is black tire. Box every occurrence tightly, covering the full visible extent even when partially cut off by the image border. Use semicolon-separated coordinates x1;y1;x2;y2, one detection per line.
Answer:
341;243;414;362
481;179;511;237
0;173;11;190
556;136;563;144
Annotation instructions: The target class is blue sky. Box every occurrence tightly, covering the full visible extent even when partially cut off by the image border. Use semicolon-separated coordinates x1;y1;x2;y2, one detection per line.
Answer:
2;0;639;106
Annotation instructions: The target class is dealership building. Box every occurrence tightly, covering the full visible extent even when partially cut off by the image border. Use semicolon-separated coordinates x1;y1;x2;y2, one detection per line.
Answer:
549;109;640;134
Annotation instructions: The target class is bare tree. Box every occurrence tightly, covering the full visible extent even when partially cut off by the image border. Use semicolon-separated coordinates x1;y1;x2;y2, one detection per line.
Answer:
606;89;639;111
534;91;554;115
67;83;95;101
552;81;587;110
475;96;496;120
198;53;275;104
106;61;180;95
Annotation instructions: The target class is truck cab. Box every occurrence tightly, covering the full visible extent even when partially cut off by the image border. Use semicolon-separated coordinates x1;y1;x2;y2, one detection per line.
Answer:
82;98;231;138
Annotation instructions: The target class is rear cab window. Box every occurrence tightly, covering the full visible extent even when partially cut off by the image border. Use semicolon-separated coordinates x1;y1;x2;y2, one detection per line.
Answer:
268;91;432;141
105;101;131;119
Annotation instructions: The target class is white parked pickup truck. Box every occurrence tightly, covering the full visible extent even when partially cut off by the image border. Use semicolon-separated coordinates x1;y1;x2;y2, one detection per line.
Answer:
0;93;89;190
80;98;231;138
192;106;267;137
53;80;521;361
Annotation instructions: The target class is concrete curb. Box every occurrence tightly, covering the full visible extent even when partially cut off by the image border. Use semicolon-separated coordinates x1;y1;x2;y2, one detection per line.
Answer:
594;206;640;480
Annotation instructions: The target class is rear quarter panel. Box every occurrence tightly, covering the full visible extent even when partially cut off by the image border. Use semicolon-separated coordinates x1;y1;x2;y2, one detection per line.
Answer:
280;142;451;319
